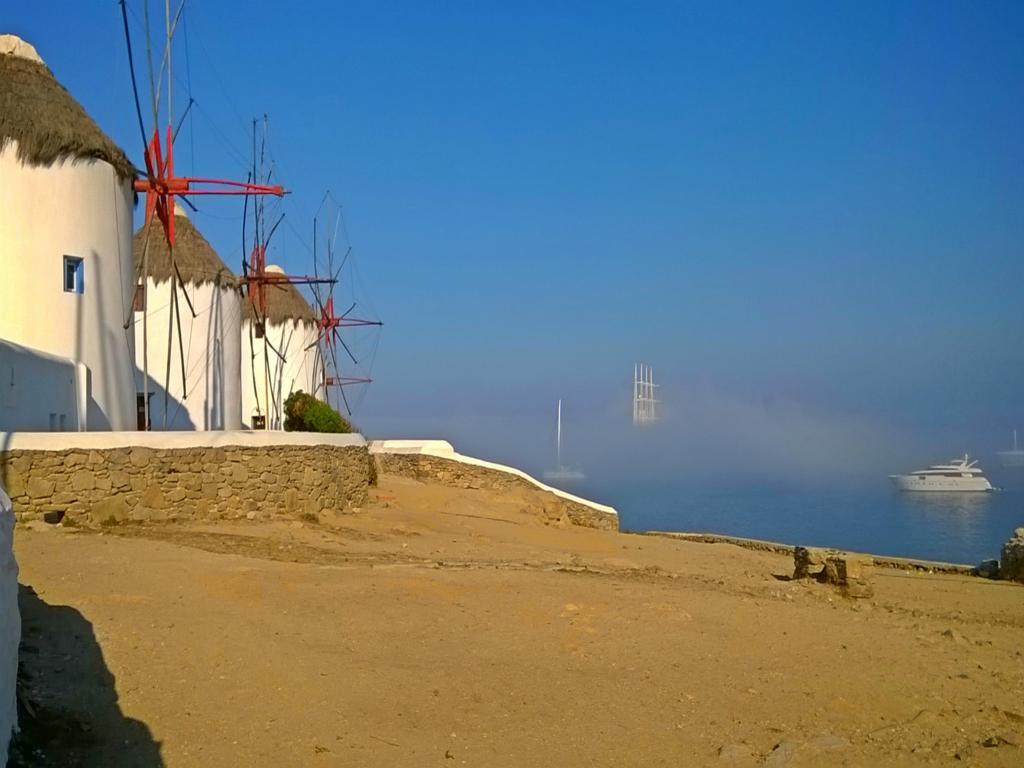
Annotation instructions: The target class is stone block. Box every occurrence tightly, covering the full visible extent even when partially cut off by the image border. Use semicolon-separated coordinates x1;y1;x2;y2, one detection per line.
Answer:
140;485;166;509
129;448;153;467
90;496;129;524
1;463;25;497
110;471;131;489
63;452;86;467
165;487;187;504
71;469;96;492
27;477;55;499
106;449;129;464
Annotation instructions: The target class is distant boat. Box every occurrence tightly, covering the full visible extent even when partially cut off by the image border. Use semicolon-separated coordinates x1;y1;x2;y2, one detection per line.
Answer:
890;454;993;492
997;429;1024;468
543;400;584;481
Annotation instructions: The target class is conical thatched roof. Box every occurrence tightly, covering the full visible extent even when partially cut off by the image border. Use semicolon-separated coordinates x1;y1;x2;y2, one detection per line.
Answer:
242;265;318;326
0;35;135;180
133;208;237;287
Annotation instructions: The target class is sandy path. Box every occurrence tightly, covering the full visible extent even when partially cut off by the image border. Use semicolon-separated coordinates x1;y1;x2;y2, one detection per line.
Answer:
11;476;1024;766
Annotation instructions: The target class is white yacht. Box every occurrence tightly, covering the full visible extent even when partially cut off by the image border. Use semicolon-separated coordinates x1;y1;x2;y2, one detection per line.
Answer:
890;455;993;492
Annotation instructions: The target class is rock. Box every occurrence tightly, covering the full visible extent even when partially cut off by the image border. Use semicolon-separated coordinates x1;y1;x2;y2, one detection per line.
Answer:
718;743;756;765
793;546;830;579
817;554;874;598
245;511;256;520
975;559;1000;579
999;528;1024;583
942;628;968;644
764;741;800;767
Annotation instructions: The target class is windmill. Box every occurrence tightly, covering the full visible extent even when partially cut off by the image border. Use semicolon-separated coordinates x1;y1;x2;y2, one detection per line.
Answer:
118;0;284;430
238;119;334;429
306;193;382;417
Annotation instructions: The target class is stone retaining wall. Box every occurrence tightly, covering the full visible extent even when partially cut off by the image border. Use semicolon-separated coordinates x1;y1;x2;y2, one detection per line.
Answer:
373;452;618;531
0;444;369;524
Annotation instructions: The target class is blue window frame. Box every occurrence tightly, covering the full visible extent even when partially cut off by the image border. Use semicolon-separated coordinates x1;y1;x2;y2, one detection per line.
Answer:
63;255;84;294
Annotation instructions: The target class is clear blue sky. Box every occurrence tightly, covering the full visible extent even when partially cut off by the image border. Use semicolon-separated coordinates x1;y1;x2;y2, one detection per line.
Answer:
8;2;1024;483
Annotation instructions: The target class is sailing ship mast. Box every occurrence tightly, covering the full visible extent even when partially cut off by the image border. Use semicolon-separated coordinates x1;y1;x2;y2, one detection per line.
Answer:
543;398;584;481
633;363;658;425
556;399;562;470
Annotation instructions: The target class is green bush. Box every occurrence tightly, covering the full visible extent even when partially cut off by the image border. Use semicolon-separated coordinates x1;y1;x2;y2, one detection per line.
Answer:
284;390;353;433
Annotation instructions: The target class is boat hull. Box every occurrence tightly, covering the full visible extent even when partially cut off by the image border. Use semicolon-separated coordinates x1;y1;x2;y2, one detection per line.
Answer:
890;475;993;492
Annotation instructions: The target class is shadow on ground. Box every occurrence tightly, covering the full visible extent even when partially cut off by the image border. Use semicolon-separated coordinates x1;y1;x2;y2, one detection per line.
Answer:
8;584;163;767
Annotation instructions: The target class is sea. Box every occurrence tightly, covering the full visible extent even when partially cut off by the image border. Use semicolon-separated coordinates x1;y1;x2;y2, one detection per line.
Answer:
573;477;1024;566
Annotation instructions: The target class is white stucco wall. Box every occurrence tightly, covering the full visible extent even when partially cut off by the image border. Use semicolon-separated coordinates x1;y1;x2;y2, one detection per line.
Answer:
0;482;19;761
0;339;82;431
134;278;242;431
241;319;321;430
0;144;136;430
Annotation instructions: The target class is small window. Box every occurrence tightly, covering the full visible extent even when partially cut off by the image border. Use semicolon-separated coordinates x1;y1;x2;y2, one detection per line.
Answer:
133;282;146;312
63;256;84;294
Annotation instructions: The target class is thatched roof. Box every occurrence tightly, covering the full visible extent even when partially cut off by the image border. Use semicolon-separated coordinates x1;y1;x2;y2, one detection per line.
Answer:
242;266;318;326
133;209;237;287
0;36;135;180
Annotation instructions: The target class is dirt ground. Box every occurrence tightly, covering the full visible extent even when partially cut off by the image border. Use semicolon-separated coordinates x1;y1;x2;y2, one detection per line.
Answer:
10;475;1024;767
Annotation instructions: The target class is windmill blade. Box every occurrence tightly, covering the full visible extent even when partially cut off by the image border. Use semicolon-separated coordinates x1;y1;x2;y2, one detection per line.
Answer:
304;329;327;352
240;170;253;278
176;194;198;213
172;267;189;400
123;213;159;328
265;212;285;249
118;0;152;155
329;342;352;416
173;261;197;318
334;328;359;366
162;266;177;429
247;318;262;418
172;96;194;143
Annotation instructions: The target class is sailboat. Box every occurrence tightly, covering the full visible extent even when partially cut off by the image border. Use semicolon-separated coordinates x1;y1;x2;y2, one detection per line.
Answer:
543;400;585;481
998;429;1024;468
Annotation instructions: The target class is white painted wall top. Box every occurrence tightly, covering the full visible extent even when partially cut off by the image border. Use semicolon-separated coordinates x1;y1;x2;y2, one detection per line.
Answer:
0;430;365;452
369;439;618;518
